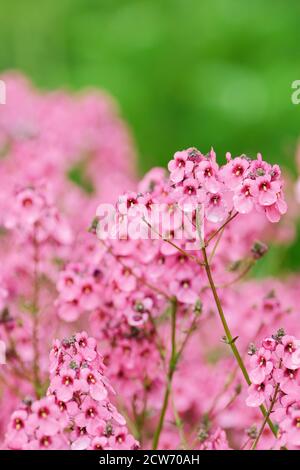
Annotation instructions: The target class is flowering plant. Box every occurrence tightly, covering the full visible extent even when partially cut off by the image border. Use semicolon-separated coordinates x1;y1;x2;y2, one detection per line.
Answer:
1;74;300;451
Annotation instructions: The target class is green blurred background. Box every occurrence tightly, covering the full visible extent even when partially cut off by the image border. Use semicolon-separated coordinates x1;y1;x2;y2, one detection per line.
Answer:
1;0;300;174
1;0;300;272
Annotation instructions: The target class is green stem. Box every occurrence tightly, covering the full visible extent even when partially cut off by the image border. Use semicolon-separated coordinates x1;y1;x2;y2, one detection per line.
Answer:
201;246;277;438
152;297;178;450
32;227;42;398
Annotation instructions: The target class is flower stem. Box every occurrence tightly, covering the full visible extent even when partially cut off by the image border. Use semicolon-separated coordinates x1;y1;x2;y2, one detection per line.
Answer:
201;246;277;437
205;212;238;245
251;383;280;450
152;297;178;450
32;227;42;398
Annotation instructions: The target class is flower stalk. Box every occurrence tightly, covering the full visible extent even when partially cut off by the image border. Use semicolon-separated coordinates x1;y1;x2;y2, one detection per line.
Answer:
152;296;178;450
201;245;277;438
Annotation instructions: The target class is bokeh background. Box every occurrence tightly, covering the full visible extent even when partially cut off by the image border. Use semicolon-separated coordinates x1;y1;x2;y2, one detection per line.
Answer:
1;0;300;272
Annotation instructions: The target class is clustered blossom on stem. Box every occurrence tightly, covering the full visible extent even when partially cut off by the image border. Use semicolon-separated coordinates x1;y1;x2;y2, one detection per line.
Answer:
114;148;286;233
246;332;300;448
5;333;138;450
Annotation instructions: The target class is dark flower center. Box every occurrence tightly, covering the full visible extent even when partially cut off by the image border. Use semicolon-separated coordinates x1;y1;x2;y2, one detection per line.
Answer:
38;407;49;419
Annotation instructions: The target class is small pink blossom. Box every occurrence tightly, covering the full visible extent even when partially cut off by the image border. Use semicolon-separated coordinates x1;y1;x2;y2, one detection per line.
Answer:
246;380;273;407
249;347;274;384
276;335;300;370
168;150;194;183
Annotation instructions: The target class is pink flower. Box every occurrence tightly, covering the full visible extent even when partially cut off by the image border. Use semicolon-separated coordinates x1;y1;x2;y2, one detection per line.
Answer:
281;408;300;447
88;436;109;450
79;277;99;310
15;187;44;225
74;397;106;435
233;178;257;214
77;368;108;401
71;435;92;450
168;150;194;183
265;194;287;223
205;192;227;223
276;335;300;370
75;331;97;361
246;380;273;407
196;158;220;193
255;175;281;206
50;367;76;402
249;347;273;384
221;156;250;189
177;178;205;212
262;337;277;351
273;367;300;395
5;410;28;449
113;264;137;293
57;270;80;301
108;426;139;450
170;270;200;304
28;397;61;436
57;298;81;322
26;431;68;450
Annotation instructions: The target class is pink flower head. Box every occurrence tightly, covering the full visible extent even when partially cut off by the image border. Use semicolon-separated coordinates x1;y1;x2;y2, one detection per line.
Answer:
255;174;281;206
274;367;300;395
79;277;99;310
113;264;137;293
75;331;97;361
77;368;108;401
249;347;273;384
15;187;44;225
57;298;81;322
170;270;200;304
50;367;76;402
27;431;68;450
177;177;205;212
233;178;257;214
196;158;220;193
74;397;106;435
28;397;61;436
281;408;300;447
89;436;109;450
246;380;273;407
265;194;287;223
168;150;194;183
5;410;28;449
221;156;250;189
117;192;139;216
57;270;80;301
262;337;277;351
205;192;227;223
276;335;300;370
108;426;139;450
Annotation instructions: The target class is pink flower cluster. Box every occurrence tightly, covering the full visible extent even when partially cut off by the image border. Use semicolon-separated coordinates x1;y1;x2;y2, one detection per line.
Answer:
247;333;300;408
5;332;138;450
167;148;286;222
245;332;300;448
